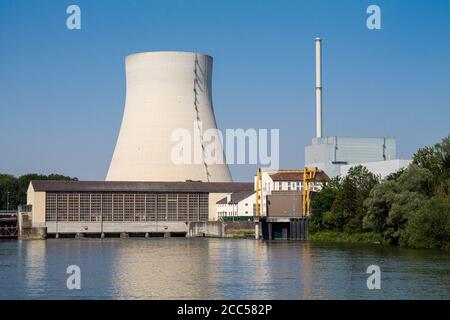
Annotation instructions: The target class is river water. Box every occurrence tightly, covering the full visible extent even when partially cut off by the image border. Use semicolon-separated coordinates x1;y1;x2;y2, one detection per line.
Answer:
0;238;448;299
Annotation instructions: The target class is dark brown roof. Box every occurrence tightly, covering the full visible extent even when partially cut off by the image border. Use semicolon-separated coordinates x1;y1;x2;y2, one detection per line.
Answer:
216;190;255;204
31;180;253;193
269;170;330;182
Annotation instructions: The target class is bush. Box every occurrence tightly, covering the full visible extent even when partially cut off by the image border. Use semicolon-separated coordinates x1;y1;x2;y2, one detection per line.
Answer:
309;231;385;244
400;196;450;249
222;216;253;222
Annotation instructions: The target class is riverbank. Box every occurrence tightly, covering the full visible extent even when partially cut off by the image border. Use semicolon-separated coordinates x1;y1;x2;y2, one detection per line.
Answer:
309;231;387;245
224;221;255;238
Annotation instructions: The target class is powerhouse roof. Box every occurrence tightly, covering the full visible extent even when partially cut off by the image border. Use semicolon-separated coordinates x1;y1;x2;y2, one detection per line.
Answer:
269;171;330;182
216;190;255;205
30;180;253;193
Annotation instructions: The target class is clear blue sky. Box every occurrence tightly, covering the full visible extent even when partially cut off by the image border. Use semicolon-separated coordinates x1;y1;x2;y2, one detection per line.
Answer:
0;0;449;181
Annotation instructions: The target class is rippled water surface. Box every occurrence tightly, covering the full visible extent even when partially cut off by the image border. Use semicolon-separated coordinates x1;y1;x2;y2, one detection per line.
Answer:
0;238;448;299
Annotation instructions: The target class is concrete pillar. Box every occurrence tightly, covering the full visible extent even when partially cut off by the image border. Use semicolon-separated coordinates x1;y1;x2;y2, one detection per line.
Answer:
292;220;296;240
300;220;305;240
145;232;149;238
75;233;85;239
120;232;129;238
55;233;59;239
100;233;105;238
164;232;171;238
255;223;260;240
291;220;295;240
282;227;288;240
304;218;309;240
268;222;272;240
31;227;47;240
296;220;301;240
289;221;294;240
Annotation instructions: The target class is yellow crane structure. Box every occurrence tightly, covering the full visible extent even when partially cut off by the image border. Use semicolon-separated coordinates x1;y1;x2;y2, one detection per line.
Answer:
255;167;318;218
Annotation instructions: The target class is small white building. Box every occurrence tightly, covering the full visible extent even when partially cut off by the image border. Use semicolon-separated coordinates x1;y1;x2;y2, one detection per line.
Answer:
216;190;256;218
340;159;412;179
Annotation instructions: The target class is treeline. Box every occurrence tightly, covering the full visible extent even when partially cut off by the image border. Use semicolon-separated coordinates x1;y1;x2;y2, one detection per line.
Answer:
0;173;77;210
310;135;450;249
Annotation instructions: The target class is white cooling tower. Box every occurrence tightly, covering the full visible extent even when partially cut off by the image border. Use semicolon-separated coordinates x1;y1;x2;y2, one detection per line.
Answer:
106;51;232;182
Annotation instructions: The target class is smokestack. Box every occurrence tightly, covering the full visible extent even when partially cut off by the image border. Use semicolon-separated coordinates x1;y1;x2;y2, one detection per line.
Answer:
315;37;322;138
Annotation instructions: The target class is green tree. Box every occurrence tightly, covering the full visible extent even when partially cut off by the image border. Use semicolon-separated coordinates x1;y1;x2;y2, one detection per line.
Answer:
17;174;46;205
413;135;450;196
396;164;434;196
328;166;379;232
0;173;77;210
363;164;434;244
412;146;440;176
386;191;426;244
363;180;396;233
434;135;450;196
385;168;405;181
310;177;341;232
401;196;450;249
0;174;19;210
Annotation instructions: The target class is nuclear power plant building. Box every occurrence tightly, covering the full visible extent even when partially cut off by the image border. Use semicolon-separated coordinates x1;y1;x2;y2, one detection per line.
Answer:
20;51;251;239
305;136;399;177
305;38;411;178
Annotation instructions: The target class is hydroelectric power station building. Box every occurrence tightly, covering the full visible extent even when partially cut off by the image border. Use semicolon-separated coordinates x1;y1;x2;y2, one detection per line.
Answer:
22;180;252;239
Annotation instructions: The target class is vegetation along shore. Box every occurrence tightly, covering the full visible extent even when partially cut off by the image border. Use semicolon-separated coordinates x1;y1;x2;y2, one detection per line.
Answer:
310;135;449;250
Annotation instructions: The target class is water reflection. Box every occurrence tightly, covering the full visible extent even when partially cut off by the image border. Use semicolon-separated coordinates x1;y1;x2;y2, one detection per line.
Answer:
0;238;448;299
23;241;48;297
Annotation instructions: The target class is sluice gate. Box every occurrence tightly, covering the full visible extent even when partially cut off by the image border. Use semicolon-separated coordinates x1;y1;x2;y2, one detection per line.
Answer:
258;217;308;241
0;211;18;239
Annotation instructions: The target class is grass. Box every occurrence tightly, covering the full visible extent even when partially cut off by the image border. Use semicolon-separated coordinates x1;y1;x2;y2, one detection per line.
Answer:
225;228;255;238
309;231;387;245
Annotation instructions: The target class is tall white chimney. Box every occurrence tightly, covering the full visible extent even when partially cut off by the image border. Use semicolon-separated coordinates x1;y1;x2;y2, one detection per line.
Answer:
315;37;322;138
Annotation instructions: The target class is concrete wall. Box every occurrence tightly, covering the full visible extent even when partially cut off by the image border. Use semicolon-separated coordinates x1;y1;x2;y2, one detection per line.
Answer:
305;136;397;177
340;159;412;179
224;221;254;233
267;191;304;218
209;192;228;220
27;184;46;228
45;221;188;234
237;193;255;217
187;221;224;237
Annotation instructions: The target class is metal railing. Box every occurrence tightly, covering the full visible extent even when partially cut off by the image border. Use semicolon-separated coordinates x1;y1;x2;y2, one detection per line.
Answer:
18;205;32;212
0;210;17;216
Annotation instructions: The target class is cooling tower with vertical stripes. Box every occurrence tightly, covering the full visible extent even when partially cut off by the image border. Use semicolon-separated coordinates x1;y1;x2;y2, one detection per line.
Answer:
106;51;232;182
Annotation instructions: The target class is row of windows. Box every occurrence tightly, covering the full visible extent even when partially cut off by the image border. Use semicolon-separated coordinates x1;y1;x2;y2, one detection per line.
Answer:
266;181;320;192
45;192;209;222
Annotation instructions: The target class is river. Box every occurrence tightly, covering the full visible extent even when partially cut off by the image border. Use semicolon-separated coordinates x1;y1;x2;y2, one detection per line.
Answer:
0;238;448;299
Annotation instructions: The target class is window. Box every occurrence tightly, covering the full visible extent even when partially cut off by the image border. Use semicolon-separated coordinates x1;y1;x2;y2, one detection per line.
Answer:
80;193;90;221
45;193;57;221
113;193;124;221
135;193;145;221
167;193;177;221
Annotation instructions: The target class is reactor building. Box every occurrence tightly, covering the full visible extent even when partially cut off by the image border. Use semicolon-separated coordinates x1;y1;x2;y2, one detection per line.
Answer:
106;51;232;182
305;38;411;178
